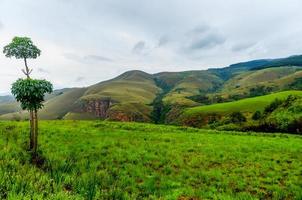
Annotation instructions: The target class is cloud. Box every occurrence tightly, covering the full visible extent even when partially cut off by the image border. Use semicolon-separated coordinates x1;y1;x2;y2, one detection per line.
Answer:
157;36;169;47
132;41;146;54
185;25;226;51
75;76;85;82
37;68;50;74
0;21;3;30
63;53;113;64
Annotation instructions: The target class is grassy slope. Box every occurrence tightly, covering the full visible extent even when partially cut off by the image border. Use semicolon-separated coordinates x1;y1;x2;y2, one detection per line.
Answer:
0;65;301;121
184;90;302;116
220;66;302;96
0;120;301;199
0;102;20;115
70;70;161;121
155;71;223;107
0;71;161;121
0;88;87;120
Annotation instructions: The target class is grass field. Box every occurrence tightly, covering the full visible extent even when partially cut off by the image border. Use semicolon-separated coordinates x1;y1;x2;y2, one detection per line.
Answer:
0;120;301;199
183;90;302;116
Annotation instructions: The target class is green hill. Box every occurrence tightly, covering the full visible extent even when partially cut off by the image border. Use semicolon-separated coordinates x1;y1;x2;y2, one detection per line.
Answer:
180;90;302;131
219;66;302;98
1;55;302;125
183;91;302;116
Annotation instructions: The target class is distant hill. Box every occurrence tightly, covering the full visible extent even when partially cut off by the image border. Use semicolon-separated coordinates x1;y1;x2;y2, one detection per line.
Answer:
0;54;302;123
179;90;302;133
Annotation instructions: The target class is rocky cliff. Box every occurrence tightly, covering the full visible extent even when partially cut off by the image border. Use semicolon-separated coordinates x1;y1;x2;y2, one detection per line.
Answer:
82;98;113;118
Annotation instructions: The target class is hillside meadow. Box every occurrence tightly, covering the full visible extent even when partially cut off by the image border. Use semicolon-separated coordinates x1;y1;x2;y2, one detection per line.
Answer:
183;91;302;116
0;120;301;199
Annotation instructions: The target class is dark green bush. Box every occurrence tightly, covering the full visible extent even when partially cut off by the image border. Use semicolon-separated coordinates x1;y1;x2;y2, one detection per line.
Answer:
252;111;262;120
264;98;283;114
230;112;246;123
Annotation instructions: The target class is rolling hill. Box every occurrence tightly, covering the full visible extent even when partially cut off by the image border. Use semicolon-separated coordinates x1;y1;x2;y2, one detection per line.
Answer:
0;54;302;125
181;90;302;119
179;90;302;133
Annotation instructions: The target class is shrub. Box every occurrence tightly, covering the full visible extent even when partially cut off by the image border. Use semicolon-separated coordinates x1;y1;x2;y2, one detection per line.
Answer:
264;98;283;114
252;111;262;120
230;112;246;123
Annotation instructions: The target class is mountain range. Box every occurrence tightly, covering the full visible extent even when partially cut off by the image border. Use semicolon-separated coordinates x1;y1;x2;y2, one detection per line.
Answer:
1;54;302;128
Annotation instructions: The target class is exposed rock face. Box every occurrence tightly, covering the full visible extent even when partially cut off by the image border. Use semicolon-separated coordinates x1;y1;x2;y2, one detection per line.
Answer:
109;111;146;122
83;99;113;118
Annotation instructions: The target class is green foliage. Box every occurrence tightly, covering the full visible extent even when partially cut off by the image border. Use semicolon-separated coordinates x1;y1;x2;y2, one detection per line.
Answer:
249;85;273;97
229;111;246;123
0;121;301;199
184;91;302;117
252;110;262;120
3;37;41;59
181;91;302;133
264;98;283;114
289;77;302;90
11;78;53;111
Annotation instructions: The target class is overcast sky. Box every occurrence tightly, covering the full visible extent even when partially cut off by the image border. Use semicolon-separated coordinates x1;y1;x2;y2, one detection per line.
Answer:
0;0;302;93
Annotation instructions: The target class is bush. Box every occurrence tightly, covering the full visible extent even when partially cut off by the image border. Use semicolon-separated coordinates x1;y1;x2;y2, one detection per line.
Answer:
264;98;283;114
252;111;262;120
230;112;246;123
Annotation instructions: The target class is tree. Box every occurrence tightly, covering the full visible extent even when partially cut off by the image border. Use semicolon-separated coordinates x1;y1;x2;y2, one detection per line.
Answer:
3;37;52;155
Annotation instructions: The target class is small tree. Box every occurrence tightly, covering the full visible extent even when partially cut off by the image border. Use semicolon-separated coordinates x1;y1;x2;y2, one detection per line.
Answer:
3;37;53;155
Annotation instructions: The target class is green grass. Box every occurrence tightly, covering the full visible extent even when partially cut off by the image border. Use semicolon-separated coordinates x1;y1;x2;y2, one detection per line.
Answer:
161;71;223;106
184;90;302;116
220;66;302;97
0;120;301;199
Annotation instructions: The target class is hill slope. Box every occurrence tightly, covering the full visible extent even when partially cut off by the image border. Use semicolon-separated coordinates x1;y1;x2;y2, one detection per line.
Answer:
0;54;302;122
180;90;302;132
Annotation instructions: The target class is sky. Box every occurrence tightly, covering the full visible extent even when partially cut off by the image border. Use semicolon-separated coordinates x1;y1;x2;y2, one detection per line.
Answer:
0;0;302;93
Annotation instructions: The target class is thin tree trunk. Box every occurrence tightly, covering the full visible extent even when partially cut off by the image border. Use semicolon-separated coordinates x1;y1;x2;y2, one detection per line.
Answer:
29;110;34;150
24;58;30;78
33;109;38;155
24;57;34;151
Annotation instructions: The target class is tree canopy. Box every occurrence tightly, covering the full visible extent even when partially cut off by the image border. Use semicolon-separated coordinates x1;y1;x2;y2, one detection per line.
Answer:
3;37;41;59
11;78;53;111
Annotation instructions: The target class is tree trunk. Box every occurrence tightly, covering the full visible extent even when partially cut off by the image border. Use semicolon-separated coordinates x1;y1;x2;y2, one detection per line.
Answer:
29;110;34;150
33;109;38;155
24;58;30;78
24;57;33;151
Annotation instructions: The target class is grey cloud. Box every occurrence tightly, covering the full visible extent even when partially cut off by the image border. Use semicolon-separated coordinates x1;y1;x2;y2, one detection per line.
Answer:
157;36;169;47
186;25;226;51
63;53;112;64
132;41;146;54
190;33;225;50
